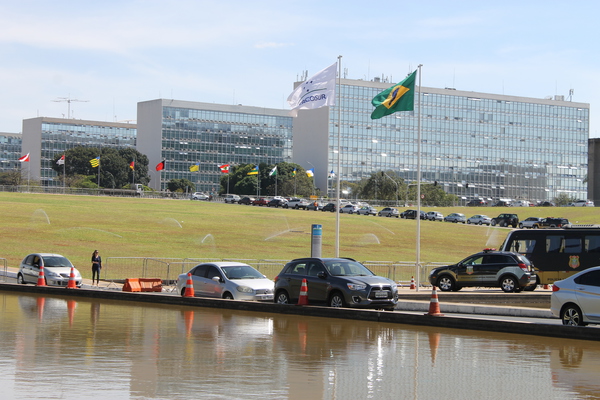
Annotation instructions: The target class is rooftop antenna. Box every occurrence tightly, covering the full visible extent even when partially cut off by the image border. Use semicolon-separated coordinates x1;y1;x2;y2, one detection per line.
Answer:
568;88;574;102
52;96;89;119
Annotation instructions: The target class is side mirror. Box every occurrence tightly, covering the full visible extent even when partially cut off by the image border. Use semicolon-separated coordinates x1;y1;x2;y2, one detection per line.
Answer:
317;271;327;279
212;276;222;283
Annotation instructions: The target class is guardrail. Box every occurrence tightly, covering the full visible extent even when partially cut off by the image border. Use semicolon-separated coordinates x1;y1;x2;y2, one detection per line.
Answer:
103;257;443;286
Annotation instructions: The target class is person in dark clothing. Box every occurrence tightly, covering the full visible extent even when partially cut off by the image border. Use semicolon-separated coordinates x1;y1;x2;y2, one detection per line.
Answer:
91;250;102;285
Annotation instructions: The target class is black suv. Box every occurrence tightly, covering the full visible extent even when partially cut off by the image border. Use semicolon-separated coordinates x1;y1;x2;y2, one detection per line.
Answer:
537;217;569;228
321;203;336;212
274;257;398;310
491;213;519;228
428;249;536;293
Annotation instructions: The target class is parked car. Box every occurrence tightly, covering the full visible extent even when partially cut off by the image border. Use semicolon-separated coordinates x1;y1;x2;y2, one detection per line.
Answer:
467;214;491;225
238;196;255;205
177;262;274;301
466;199;487;207
428;249;536;293
284;198;310;209
223;194;241;204
339;204;360;214
17;253;82;287
191;192;209;200
251;198;269;206
492;200;511;207
426;211;444;221
571;200;595;207
551;266;600;326
518;217;544;229
491;213;519;228
267;198;288;208
511;200;531;207
321;203;337;212
273;257;398;310
357;206;377;216
402;209;426;220
378;207;399;217
536;201;555;207
444;213;466;223
306;201;323;211
535;217;570;228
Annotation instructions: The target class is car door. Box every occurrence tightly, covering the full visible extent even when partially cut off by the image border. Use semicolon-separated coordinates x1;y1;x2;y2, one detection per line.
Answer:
283;261;310;301
204;265;225;298
574;270;600;322
478;255;510;285
21;254;38;283
456;255;484;286
191;264;210;296
304;261;329;303
28;255;43;283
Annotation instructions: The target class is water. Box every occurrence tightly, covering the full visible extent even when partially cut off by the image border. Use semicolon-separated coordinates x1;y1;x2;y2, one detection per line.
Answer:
0;292;598;400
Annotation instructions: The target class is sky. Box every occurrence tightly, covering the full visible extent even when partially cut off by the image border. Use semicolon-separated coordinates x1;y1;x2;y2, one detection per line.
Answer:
1;1;599;136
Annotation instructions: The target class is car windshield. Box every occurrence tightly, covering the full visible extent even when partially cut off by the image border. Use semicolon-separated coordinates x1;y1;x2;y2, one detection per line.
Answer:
43;256;72;268
221;265;264;280
324;260;375;277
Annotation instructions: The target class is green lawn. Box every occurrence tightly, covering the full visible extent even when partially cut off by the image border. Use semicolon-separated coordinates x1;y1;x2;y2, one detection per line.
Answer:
1;192;598;275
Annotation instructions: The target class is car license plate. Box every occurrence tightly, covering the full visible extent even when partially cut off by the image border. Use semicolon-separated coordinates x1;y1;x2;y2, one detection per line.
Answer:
374;291;388;298
258;294;274;301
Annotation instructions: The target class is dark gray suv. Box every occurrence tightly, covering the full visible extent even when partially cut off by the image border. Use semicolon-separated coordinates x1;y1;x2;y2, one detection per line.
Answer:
274;258;398;310
428;249;536;293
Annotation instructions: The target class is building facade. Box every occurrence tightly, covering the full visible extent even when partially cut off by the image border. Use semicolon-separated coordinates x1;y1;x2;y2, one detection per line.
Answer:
293;78;590;203
0;132;23;173
137;99;293;192
21;117;137;186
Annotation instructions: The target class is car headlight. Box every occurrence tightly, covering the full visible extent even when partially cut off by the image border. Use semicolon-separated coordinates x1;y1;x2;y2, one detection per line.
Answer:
391;284;398;291
236;286;254;293
347;283;366;291
45;269;60;278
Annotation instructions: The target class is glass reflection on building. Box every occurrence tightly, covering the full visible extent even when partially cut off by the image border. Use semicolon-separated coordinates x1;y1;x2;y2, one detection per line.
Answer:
296;78;589;202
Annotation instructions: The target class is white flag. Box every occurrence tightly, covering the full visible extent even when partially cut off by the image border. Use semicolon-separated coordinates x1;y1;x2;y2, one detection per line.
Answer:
269;166;277;176
287;62;337;115
56;155;65;165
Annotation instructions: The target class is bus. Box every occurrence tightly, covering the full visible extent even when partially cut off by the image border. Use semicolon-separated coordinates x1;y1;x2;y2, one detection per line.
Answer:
499;225;600;287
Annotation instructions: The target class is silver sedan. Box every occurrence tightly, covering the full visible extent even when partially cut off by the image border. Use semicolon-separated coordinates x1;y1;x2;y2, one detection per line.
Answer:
467;214;492;225
177;262;274;301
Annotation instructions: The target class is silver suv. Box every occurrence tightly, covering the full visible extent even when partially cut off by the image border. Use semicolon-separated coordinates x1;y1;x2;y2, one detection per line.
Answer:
284;198;310;209
223;194;241;204
428;249;536;293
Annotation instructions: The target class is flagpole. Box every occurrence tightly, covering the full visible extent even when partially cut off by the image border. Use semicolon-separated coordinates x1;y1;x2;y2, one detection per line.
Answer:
335;55;342;258
63;156;66;193
416;64;423;292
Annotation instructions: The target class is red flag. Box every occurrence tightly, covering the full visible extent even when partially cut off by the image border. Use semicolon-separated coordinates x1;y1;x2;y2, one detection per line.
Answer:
19;153;30;162
56;155;65;165
219;164;230;173
129;161;135;170
155;161;165;171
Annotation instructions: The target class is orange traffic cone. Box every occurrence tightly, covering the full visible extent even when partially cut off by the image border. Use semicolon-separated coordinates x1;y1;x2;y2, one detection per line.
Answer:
183;273;195;297
425;286;444;316
543;284;549;290
410;276;416;290
37;265;47;286
66;266;78;289
297;278;309;305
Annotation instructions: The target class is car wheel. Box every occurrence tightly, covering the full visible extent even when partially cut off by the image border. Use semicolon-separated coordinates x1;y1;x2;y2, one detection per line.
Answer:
275;290;290;304
561;304;587;326
500;276;518;293
491;220;496;226
518;223;523;229
478;221;483;225
223;292;234;300
180;287;187;297
501;221;508;227
467;220;471;224
17;273;25;284
328;292;346;308
436;275;455;292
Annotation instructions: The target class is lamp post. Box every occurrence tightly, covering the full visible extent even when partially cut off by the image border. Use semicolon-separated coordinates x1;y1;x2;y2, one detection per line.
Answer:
307;161;316;196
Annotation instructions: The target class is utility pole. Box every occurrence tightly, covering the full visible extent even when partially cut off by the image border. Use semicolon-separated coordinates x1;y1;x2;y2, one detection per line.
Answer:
52;96;89;119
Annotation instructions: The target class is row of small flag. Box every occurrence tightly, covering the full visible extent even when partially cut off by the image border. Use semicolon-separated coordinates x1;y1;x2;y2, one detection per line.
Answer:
19;153;336;178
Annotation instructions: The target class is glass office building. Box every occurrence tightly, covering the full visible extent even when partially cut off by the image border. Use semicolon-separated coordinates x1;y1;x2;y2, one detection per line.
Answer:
22;117;137;186
293;78;590;203
137;99;293;192
0;133;23;173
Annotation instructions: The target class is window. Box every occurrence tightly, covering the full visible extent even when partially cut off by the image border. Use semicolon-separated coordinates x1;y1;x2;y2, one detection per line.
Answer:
575;270;600;287
193;265;208;278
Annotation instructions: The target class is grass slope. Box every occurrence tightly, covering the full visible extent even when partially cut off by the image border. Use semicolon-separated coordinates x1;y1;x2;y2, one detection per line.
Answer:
1;192;598;275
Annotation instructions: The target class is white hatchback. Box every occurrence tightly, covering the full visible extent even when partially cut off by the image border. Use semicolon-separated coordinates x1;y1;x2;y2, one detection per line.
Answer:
18;253;82;287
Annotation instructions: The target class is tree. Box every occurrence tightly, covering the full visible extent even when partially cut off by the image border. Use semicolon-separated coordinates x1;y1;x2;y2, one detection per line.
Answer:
0;170;24;186
553;192;576;207
167;178;195;193
51;146;150;188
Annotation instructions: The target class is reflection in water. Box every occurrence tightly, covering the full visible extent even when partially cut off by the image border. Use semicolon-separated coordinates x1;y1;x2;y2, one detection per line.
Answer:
0;292;597;399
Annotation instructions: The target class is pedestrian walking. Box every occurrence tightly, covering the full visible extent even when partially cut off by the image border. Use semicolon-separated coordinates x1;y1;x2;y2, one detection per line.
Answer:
91;250;102;285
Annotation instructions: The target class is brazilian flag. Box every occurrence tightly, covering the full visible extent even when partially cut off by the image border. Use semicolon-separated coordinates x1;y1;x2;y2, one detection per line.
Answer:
371;70;416;119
